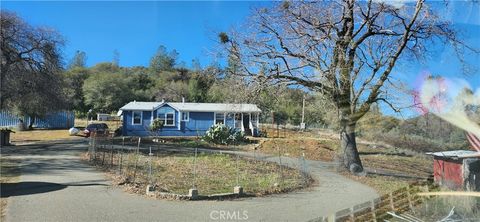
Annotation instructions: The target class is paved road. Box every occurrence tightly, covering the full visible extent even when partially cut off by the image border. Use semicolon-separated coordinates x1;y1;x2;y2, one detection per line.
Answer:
2;140;378;222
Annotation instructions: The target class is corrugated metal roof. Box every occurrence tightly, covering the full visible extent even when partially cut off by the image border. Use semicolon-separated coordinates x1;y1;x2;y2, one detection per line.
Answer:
426;150;480;158
119;101;261;113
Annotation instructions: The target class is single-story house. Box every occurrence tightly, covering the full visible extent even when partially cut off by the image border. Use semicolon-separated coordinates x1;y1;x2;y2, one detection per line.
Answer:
117;101;261;137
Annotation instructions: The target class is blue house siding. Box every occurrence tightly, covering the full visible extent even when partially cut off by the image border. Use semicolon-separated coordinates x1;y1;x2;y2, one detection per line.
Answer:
123;111;242;137
0;111;75;129
186;112;214;130
123;110;217;136
123;110;154;136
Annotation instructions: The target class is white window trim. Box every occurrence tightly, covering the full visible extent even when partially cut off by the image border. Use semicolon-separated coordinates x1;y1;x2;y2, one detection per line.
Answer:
181;112;189;121
214;112;226;125
164;112;175;126
132;111;143;125
157;112;176;126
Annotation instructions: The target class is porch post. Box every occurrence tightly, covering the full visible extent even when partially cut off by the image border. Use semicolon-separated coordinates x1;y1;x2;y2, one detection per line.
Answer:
249;113;253;135
151;107;154;122
241;113;244;132
178;112;181;130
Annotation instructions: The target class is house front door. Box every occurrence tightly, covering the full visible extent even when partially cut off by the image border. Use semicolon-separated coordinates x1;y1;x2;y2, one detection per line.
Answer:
243;113;250;132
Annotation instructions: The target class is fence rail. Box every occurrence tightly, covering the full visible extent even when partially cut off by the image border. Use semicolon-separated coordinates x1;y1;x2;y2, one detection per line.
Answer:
310;182;437;222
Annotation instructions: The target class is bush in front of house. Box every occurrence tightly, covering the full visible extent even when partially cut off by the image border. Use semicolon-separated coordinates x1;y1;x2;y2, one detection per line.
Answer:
150;118;164;132
257;129;268;138
203;124;245;145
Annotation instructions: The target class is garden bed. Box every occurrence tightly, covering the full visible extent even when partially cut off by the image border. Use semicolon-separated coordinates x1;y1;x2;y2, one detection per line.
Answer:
83;148;313;200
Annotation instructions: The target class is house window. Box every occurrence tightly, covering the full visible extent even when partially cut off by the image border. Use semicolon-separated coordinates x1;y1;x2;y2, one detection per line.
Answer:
158;112;175;126
251;113;258;128
165;113;175;126
234;113;242;128
132;111;142;125
181;112;189;121
215;113;225;125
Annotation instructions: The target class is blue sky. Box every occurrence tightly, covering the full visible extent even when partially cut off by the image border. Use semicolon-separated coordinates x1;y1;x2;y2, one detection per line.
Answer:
2;1;270;68
2;1;479;117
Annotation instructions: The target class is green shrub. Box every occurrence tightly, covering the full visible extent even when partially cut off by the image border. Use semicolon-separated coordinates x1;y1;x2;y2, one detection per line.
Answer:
150;118;164;132
258;129;268;137
203;124;245;145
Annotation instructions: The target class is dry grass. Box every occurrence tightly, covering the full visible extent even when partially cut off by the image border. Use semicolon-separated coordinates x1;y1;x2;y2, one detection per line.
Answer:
10;129;82;143
88;151;311;196
259;126;324;140
340;150;432;195
340;173;411;195
410;193;480;220
75;118;122;130
4;118;118;143
253;138;336;162
0;157;21;220
252;127;434;194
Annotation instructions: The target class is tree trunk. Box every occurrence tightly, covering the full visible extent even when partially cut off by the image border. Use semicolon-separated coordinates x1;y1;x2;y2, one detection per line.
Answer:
340;122;363;174
28;116;35;130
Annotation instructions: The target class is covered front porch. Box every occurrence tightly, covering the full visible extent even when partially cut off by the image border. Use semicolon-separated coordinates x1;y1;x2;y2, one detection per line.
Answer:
221;112;260;136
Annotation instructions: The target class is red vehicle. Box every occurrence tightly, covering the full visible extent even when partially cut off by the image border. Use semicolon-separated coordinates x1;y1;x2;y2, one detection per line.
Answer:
84;123;109;137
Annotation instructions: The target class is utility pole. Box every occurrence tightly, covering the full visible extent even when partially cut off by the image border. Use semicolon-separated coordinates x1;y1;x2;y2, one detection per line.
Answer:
300;94;306;130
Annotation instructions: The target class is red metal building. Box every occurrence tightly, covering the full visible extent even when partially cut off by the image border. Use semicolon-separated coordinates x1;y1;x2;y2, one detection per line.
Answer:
427;150;480;191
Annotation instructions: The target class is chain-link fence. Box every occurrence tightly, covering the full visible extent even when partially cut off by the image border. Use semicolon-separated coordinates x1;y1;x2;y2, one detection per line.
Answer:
87;133;313;197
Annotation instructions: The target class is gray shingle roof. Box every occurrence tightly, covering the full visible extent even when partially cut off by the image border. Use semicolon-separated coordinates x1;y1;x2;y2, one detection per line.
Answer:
119;101;261;113
119;101;163;111
169;102;261;112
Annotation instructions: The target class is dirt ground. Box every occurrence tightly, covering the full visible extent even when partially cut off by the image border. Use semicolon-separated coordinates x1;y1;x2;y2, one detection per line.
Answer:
87;151;310;196
10;129;82;143
250;127;434;194
8;118;121;143
0;157;20;220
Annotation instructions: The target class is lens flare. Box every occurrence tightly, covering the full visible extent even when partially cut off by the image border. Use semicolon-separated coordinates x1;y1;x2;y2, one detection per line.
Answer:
416;74;480;152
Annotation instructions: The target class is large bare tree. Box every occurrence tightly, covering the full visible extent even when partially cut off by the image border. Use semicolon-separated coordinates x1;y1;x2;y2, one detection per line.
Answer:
1;10;67;128
220;0;476;173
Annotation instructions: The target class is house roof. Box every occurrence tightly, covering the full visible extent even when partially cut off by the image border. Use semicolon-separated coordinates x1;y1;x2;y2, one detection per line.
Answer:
426;150;480;159
119;101;163;111
118;101;261;114
169;102;261;113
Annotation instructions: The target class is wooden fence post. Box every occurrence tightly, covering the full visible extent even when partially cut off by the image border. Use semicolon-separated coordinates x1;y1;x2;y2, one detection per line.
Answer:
110;136;114;166
389;192;395;212
406;185;414;212
132;137;141;183
371;200;377;222
349;207;354;222
327;213;335;222
102;145;106;165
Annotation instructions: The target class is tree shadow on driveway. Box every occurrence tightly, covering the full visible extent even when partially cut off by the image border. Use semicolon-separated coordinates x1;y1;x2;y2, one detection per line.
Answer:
0;181;108;198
